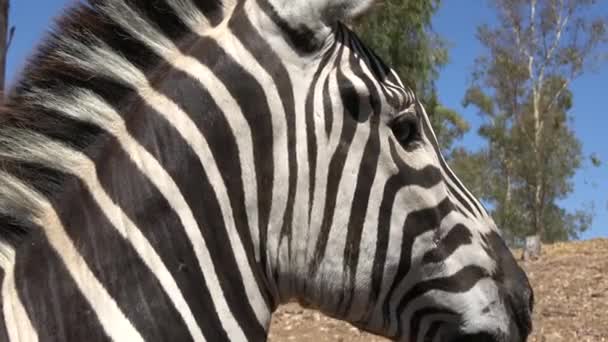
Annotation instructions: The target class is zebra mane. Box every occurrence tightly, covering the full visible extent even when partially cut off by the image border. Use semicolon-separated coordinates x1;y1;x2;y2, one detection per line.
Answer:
0;0;226;244
0;0;381;244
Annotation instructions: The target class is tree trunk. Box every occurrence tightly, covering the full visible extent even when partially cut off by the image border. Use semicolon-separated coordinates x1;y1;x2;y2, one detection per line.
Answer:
525;0;545;258
500;161;512;237
0;0;8;97
522;234;542;261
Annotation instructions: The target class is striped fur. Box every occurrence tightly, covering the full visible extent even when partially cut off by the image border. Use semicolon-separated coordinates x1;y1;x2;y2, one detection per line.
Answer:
0;0;532;341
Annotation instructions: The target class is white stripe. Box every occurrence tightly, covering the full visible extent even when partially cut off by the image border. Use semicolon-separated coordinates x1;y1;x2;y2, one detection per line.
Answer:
225;32;291;301
397;289;442;340
344;50;405;321
373;182;449;335
416;313;455;342
350;154;391;322
43;210;144;342
247;0;319;277
80;139;208;342
170;53;261;267
399;279;508;338
147;57;270;326
104;9;270;324
0;172;143;342
395;212;498;288
385;213;469;317
318;121;370;296
0;242;38;342
307;52;345;264
164;0;216;34
315;58;374;300
418;105;487;220
274;62;315;290
32;90;207;342
57;26;270;331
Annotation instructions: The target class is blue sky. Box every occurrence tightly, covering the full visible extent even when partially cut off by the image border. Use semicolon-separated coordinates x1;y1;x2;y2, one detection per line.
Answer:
432;1;608;239
7;1;608;239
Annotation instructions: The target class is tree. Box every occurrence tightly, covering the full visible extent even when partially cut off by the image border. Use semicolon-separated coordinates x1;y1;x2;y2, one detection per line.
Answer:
355;0;469;155
459;0;606;253
0;0;13;97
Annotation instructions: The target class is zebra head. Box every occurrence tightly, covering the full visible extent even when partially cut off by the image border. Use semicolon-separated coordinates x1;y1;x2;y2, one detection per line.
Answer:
249;1;534;341
0;0;532;341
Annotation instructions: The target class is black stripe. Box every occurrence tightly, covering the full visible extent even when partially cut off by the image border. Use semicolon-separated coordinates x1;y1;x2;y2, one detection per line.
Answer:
419;109;484;218
445;182;475;219
308;65;364;278
1;105;103;151
0;1;268;340
422;224;473;264
305;35;341;222
191;0;224;26
138;61;268;338
256;0;322;54
53;175;194;342
15;229;110;341
0;269;10;341
425;321;444;342
348;27;391;81
10;14;235;337
89;64;266;339
409;307;455;342
78;7;273;336
339;114;381;315
16;4;156;91
88;134;231;341
395;265;490;337
369;139;445;307
0;161;66;207
229;6;299;293
336;35;386;312
185;36;275;312
23;5;269;336
348;28;404;110
322;77;334;137
345;32;383;122
381;198;453;323
103;0;191;42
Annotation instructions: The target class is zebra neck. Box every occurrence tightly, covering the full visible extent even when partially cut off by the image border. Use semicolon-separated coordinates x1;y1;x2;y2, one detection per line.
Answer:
0;0;286;339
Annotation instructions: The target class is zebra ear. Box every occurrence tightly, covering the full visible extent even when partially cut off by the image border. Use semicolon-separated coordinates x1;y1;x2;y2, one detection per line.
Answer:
262;0;377;30
315;0;377;22
260;0;376;51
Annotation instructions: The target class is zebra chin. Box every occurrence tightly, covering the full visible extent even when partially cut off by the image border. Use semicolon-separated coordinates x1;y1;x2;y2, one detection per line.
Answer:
445;319;529;342
422;313;530;342
395;300;532;342
446;332;515;342
439;311;531;342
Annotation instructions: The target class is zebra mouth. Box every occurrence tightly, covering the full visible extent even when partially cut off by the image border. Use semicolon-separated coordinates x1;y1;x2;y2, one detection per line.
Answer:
447;332;505;342
445;328;531;342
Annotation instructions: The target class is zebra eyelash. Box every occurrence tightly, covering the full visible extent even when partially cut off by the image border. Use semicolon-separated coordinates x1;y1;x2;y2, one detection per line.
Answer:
389;111;421;150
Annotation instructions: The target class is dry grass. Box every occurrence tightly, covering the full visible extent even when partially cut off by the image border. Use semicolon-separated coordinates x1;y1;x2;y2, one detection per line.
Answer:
268;238;608;341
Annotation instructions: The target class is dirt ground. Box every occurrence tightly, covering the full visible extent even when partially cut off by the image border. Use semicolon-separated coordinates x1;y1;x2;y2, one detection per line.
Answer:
268;238;608;341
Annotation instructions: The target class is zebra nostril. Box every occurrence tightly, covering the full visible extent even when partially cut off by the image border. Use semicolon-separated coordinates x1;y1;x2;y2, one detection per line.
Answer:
449;332;498;342
528;288;535;314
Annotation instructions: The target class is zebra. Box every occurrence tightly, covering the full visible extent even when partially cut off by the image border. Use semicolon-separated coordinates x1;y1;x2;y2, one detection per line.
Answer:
0;0;533;341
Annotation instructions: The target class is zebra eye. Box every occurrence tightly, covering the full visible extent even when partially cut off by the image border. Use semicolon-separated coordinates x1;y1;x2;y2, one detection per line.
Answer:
390;114;419;147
